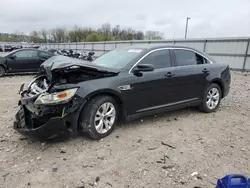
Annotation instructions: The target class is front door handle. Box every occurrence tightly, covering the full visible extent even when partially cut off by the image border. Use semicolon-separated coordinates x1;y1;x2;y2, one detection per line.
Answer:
202;68;209;73
165;72;175;77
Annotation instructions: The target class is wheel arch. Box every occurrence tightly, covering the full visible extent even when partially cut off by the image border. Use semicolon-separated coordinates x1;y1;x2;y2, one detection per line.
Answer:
210;79;225;98
0;63;6;69
83;89;126;121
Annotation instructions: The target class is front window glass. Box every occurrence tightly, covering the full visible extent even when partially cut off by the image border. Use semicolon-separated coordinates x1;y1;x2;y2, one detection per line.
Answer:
138;49;171;69
13;51;38;58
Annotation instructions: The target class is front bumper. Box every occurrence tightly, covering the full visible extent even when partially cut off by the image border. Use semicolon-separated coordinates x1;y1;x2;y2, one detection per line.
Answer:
14;94;85;139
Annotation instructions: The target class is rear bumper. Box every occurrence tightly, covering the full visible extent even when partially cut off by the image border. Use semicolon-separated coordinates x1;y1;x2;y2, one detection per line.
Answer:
13;95;85;139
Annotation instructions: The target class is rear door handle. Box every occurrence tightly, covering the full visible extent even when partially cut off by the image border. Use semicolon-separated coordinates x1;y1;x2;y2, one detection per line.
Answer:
165;72;175;77
202;68;209;73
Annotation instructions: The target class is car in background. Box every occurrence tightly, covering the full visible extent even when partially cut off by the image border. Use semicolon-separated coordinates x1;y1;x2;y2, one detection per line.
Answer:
14;46;231;140
0;49;54;77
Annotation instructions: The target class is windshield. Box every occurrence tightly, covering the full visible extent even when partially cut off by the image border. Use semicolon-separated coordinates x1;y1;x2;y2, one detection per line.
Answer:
93;49;144;69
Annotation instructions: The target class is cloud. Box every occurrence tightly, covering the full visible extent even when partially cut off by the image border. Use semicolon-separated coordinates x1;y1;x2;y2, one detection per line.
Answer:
0;0;250;38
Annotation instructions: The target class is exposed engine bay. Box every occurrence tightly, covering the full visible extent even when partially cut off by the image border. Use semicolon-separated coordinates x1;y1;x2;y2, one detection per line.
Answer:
22;68;116;98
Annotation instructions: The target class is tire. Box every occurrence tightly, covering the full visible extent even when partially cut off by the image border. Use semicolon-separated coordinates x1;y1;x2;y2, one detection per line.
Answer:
78;95;118;140
0;66;5;77
199;83;222;113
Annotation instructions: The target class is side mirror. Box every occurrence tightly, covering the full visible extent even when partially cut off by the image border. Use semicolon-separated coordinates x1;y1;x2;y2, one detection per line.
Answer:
10;55;17;60
133;64;154;74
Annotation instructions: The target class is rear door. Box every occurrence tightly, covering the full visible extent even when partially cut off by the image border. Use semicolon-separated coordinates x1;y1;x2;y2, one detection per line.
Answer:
121;49;179;115
171;49;210;102
38;51;53;66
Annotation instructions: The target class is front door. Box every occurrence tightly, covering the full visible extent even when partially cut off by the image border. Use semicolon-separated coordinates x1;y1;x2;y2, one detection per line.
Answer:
7;50;39;72
120;49;179;115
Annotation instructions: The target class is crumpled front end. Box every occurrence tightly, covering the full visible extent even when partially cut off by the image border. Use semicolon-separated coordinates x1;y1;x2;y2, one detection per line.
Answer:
14;56;118;139
14;75;84;139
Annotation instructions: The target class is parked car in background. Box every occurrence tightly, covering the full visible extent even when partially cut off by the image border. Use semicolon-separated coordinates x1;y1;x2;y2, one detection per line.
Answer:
0;49;54;76
14;46;231;140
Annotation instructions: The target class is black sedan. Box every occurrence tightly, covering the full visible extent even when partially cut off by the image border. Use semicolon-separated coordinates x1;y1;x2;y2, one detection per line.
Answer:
0;49;54;77
14;46;231;140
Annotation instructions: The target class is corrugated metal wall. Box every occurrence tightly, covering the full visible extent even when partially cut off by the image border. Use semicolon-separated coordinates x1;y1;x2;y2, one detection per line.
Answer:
1;38;250;71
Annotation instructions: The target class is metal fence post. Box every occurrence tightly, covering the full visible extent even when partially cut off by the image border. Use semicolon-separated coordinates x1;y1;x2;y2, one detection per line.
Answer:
242;39;250;71
115;41;117;48
92;43;94;51
104;42;106;54
203;40;207;52
76;43;77;52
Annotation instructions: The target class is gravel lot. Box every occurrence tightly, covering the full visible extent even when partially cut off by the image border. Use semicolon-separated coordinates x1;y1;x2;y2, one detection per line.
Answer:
0;72;249;188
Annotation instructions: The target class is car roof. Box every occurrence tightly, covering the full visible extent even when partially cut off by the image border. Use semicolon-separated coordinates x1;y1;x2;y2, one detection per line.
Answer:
122;45;199;51
10;48;52;54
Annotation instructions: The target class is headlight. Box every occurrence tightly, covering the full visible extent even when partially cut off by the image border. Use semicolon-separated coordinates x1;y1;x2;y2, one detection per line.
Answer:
34;88;78;105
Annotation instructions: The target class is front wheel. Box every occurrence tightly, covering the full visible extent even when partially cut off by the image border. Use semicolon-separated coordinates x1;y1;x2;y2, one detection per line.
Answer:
199;83;222;113
78;96;118;140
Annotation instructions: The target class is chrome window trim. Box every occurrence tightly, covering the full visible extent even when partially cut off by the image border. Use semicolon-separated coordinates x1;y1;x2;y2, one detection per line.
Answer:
129;47;213;74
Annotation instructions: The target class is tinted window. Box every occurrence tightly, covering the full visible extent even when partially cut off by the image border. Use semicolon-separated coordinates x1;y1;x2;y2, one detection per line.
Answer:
14;51;38;59
174;50;197;66
196;53;209;64
174;49;209;66
39;51;52;59
139;50;171;69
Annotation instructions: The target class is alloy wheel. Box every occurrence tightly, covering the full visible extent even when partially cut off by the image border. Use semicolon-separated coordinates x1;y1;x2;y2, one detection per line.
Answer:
206;88;220;110
94;102;116;134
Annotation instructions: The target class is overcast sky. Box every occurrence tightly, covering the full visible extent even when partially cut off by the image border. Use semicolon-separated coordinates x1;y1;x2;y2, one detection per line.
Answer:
1;0;250;39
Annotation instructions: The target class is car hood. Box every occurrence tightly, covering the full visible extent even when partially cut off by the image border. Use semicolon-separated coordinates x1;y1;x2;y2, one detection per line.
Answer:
40;55;119;81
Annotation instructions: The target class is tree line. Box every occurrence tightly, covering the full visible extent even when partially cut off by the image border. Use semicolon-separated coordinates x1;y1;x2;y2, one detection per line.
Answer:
29;23;164;43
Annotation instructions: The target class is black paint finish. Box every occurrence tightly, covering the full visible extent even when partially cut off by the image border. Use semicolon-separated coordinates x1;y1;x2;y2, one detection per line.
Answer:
0;49;53;74
14;46;231;138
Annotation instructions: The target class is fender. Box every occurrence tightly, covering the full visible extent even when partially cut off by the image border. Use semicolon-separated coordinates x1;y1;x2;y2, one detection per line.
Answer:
81;88;126;119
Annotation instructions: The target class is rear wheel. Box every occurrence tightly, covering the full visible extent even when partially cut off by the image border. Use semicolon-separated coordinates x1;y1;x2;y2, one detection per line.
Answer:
0;66;5;77
199;83;222;113
78;95;118;140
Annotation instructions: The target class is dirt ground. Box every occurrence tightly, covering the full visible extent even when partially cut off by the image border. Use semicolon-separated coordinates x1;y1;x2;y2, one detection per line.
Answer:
0;71;249;188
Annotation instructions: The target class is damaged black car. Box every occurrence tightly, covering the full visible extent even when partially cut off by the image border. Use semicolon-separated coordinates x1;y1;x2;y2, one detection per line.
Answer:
14;46;231;140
